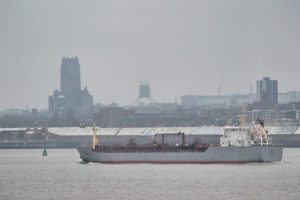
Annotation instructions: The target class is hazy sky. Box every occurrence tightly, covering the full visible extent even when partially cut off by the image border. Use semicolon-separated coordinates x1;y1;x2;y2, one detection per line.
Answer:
0;0;299;110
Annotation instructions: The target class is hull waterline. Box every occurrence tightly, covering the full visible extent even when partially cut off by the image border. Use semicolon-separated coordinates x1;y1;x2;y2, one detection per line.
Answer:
77;146;283;164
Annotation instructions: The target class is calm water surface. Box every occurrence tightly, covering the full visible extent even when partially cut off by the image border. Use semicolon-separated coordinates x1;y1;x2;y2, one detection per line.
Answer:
0;148;299;200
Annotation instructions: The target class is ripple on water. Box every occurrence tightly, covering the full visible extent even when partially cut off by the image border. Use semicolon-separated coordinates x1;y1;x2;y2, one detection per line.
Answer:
0;148;300;200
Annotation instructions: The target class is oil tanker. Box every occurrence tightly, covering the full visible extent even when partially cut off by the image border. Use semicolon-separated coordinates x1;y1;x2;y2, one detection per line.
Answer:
77;120;283;164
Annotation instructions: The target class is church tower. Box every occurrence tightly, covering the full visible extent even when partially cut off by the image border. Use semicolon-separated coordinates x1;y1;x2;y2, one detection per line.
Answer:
60;57;81;94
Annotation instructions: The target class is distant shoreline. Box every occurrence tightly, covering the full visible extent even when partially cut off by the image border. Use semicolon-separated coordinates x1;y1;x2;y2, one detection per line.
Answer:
0;142;79;149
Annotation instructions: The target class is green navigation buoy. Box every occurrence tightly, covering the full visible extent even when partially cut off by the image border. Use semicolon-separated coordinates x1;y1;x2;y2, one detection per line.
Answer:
42;148;48;156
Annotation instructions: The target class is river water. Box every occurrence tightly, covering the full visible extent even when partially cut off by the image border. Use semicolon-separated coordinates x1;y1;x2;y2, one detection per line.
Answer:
0;148;299;200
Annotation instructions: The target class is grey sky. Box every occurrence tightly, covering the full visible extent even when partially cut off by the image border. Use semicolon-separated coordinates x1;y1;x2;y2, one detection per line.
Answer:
0;0;299;110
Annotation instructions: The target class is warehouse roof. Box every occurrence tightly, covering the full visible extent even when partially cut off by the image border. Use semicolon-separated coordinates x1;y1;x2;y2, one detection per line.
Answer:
46;126;300;136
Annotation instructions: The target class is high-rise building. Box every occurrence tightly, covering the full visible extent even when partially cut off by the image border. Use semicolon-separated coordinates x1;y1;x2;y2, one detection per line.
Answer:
180;94;255;108
49;57;93;119
278;91;300;104
256;77;278;109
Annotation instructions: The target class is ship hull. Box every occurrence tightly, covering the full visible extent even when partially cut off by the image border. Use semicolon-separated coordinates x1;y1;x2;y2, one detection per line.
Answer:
77;146;283;164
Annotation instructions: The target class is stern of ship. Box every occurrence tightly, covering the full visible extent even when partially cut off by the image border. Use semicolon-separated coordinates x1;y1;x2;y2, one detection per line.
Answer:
261;146;283;162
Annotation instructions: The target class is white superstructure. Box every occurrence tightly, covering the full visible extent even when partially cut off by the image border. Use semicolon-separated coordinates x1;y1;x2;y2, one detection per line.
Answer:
221;120;271;147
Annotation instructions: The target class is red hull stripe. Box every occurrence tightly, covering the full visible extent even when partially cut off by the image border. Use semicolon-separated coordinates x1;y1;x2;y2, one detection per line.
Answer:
89;160;265;164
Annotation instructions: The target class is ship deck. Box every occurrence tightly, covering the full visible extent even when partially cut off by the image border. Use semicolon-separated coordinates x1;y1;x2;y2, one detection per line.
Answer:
93;145;210;153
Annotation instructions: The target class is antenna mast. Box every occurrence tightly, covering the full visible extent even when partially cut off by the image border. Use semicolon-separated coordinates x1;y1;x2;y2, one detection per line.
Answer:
92;122;99;150
218;77;224;96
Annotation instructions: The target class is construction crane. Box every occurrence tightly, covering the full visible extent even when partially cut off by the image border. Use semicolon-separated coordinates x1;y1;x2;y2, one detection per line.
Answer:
217;77;224;96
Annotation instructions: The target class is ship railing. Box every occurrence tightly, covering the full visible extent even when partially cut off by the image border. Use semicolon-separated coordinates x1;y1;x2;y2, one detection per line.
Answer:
93;146;210;153
94;149;208;153
250;143;282;147
210;143;221;147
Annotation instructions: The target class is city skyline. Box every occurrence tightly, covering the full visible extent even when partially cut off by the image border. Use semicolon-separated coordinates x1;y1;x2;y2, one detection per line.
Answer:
0;0;299;110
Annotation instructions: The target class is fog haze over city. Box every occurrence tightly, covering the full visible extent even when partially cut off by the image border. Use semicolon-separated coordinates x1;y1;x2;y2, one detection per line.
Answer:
0;0;299;110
